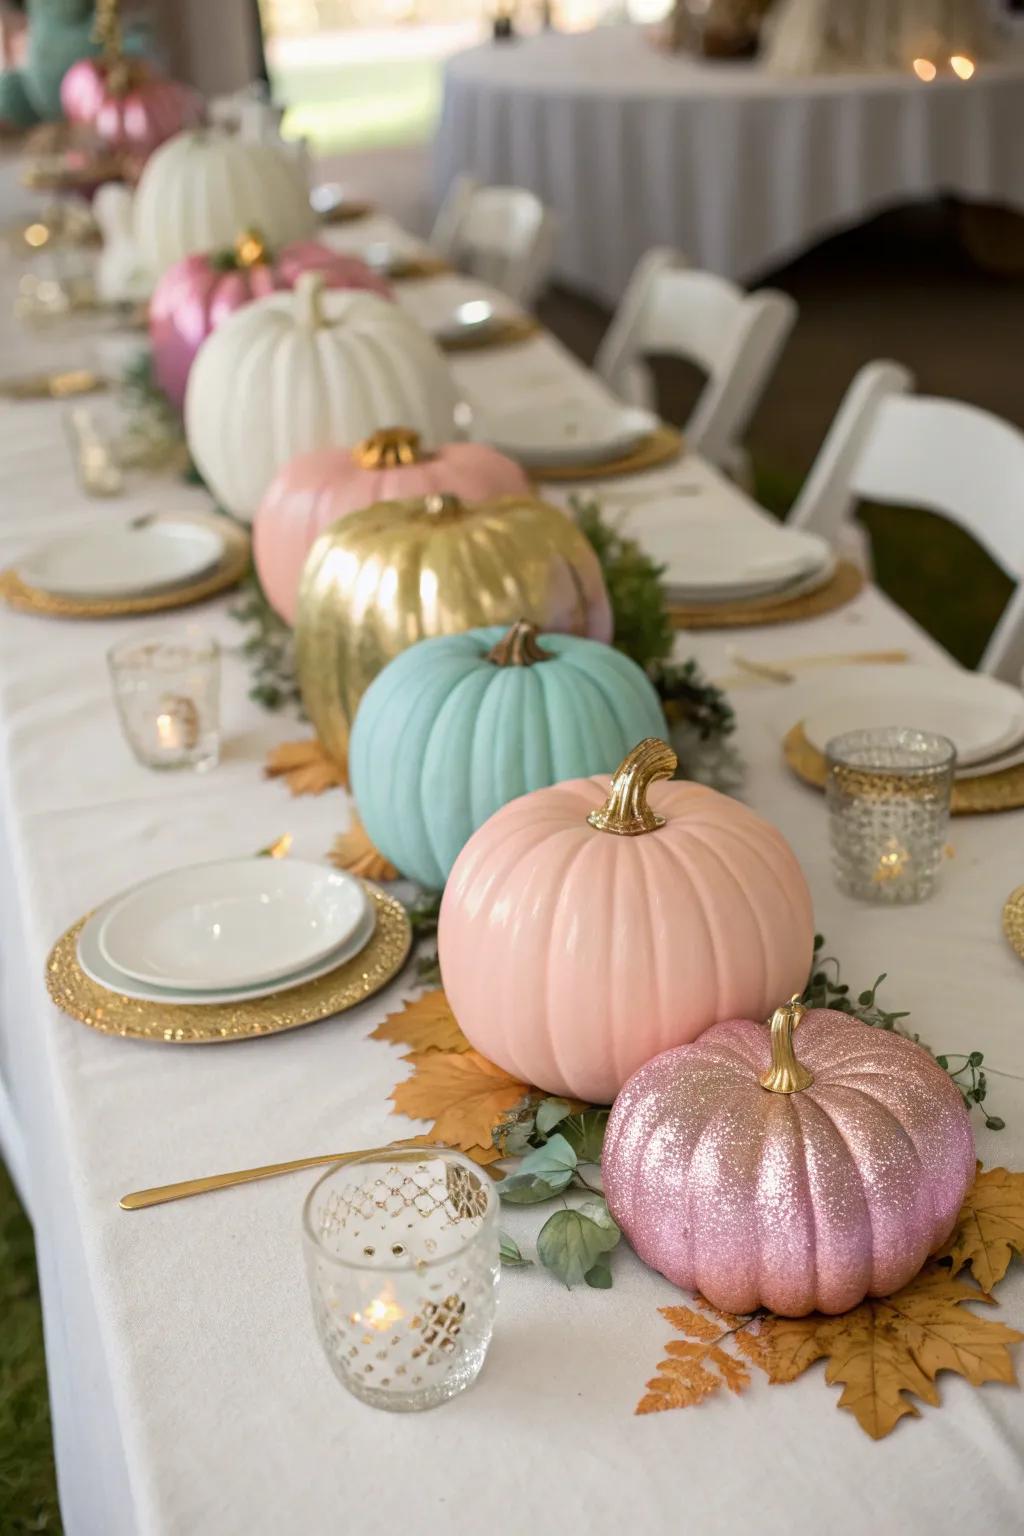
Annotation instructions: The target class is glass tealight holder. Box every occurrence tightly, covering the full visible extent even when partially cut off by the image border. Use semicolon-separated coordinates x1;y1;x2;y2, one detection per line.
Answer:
302;1149;499;1413
825;727;955;903
108;631;220;771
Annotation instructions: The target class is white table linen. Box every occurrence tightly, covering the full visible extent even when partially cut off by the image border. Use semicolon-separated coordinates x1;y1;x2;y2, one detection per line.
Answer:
2;193;1024;1536
432;25;1024;301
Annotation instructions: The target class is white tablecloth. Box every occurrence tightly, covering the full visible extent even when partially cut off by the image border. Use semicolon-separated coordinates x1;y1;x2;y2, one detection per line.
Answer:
2;193;1024;1536
432;25;1024;301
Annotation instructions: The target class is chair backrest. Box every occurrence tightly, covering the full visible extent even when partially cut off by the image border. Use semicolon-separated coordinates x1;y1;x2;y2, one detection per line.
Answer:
792;363;1024;681
594;247;797;466
431;181;556;307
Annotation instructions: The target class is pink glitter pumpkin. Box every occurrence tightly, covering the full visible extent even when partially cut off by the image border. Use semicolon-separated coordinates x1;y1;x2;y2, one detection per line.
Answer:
61;57;203;163
603;998;975;1317
254;428;531;624
149;233;393;410
438;738;814;1105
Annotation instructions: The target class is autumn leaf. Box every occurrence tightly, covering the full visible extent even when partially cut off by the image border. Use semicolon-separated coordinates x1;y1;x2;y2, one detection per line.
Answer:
762;1266;1023;1440
635;1300;765;1414
329;816;397;881
391;1048;529;1155
369;990;470;1056
265;738;347;795
936;1165;1024;1291
391;1132;503;1168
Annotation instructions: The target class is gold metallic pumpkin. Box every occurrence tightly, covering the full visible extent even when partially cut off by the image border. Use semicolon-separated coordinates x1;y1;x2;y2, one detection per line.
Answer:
295;491;613;769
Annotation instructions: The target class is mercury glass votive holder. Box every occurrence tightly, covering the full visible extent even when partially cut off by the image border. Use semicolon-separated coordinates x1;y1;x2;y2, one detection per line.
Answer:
302;1149;500;1412
825;727;955;903
108;631;220;771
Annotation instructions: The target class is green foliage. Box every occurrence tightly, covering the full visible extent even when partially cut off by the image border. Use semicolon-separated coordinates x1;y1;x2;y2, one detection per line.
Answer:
651;657;736;743
803;934;1004;1130
497;1134;577;1204
0;1160;61;1533
498;1232;532;1267
536;1202;621;1289
228;572;303;714
573;495;674;667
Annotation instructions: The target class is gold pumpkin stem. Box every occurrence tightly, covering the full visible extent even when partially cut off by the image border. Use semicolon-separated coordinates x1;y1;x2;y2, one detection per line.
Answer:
587;737;677;836
487;618;552;667
760;996;814;1094
234;230;268;268
93;0;122;60
353;428;425;470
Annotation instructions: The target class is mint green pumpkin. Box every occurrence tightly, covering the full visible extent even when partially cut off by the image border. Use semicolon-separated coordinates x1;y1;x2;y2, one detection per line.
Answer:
349;620;668;890
0;0;148;129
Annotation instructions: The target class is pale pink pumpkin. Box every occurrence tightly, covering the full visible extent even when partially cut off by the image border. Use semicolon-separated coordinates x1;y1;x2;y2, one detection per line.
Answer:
149;234;393;410
437;738;815;1105
253;428;532;624
603;999;975;1316
61;57;203;162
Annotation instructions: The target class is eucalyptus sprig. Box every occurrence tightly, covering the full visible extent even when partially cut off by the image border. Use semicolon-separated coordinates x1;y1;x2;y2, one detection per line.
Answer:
407;890;442;984
803;934;1005;1130
493;1099;618;1288
228;572;303;713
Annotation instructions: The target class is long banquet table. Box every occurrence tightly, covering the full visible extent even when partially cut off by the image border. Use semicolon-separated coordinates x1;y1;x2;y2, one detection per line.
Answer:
2;194;1024;1536
433;24;1024;301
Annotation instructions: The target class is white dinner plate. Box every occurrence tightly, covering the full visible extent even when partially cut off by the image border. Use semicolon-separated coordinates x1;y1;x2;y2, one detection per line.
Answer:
475;399;660;468
98;858;369;991
622;502;832;601
17;519;224;599
78;895;377;1006
799;665;1024;769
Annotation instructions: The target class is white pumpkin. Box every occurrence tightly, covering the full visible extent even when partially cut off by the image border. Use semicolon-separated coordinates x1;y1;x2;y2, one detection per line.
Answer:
184;274;460;520
133;128;316;275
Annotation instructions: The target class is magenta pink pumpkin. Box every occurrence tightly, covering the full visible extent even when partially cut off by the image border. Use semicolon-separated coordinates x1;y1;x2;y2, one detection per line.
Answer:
149;233;393;411
603;997;975;1317
254;428;532;624
61;57;203;163
438;737;815;1105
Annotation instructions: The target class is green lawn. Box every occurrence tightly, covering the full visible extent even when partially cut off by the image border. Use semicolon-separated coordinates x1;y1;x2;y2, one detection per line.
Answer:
274;59;441;151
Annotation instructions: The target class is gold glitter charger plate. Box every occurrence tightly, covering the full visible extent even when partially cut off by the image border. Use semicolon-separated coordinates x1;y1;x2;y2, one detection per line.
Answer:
783;722;1024;815
533;423;685;483
0;513;250;620
1003;886;1024;961
669;559;863;630
383;254;451;281
46;882;411;1044
438;314;541;352
318;199;375;224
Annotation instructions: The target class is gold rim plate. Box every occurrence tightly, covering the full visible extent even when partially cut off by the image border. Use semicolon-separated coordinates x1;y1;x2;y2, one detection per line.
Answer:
670;559;864;630
1;512;250;619
784;722;1024;815
533;423;685;483
46;882;412;1043
438;314;541;353
1003;886;1024;961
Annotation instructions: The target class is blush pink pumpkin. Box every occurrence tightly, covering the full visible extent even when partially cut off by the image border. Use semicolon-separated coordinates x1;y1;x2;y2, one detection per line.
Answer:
603;998;976;1317
254;428;532;624
437;737;815;1105
149;233;393;411
61;57;203;163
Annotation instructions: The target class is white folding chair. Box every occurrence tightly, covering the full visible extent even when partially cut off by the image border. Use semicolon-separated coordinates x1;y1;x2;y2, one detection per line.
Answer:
430;181;557;308
790;362;1024;683
594;247;797;476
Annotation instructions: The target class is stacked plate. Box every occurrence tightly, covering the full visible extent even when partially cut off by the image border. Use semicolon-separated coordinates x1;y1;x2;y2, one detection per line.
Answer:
795;664;1024;778
473;397;660;469
78;859;376;1006
17;516;227;602
621;503;835;608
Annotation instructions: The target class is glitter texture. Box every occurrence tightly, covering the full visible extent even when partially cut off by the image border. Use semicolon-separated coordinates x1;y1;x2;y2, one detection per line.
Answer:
602;1008;976;1317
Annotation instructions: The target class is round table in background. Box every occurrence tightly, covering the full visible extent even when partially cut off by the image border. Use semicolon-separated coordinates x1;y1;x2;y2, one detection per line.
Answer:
432;24;1024;303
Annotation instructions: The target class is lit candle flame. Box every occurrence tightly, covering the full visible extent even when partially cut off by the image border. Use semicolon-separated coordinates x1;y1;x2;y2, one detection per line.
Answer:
912;58;937;82
950;55;975;81
361;1295;405;1332
156;711;180;750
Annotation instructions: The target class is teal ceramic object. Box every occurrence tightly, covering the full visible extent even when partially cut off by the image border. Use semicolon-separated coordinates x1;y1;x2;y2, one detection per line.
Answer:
0;0;150;129
349;620;668;890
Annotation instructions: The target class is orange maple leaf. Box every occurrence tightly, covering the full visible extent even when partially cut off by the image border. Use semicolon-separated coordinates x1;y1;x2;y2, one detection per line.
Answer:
265;738;347;795
936;1164;1024;1292
329;816;397;881
369;990;470;1056
391;1048;529;1154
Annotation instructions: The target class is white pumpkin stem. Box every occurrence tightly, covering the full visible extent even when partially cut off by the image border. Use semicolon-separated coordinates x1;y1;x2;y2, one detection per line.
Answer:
587;737;677;836
487;619;553;668
760;996;814;1095
294;272;326;331
353;428;425;469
